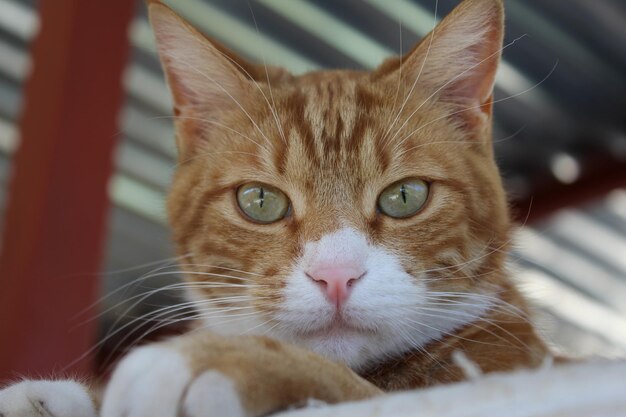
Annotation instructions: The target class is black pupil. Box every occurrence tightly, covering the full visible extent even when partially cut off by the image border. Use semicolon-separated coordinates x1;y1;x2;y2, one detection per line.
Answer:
259;187;265;208
400;184;407;204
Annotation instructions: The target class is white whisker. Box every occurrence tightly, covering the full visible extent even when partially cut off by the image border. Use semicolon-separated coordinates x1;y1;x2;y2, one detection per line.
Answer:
385;34;529;151
161;51;275;153
381;0;440;149
246;2;288;146
393;60;558;155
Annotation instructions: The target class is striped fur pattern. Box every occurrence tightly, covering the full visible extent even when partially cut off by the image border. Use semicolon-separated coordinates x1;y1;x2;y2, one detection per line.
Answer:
159;0;548;389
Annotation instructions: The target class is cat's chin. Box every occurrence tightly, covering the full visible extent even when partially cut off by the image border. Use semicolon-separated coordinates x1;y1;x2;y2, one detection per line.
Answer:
278;324;401;371
196;313;379;369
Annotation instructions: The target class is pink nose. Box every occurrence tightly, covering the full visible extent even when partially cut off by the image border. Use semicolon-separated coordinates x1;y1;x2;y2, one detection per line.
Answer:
307;265;365;306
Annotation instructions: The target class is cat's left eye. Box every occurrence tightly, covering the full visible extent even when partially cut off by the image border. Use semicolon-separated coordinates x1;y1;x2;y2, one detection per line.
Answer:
237;183;290;224
378;178;429;219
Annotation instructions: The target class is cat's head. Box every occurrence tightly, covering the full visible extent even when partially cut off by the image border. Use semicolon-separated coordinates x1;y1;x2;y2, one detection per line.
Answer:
149;0;509;369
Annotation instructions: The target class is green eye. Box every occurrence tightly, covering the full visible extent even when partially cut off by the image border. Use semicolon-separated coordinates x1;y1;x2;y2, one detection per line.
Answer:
378;178;429;218
237;183;289;223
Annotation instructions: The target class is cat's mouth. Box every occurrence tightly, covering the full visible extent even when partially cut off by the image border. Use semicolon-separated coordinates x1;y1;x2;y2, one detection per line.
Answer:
298;313;374;338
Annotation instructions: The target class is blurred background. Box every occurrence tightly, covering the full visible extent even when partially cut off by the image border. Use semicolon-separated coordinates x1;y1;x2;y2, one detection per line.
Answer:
0;0;625;379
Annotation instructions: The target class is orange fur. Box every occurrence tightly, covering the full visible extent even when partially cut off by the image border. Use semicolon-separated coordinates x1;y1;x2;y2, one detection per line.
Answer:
153;0;549;410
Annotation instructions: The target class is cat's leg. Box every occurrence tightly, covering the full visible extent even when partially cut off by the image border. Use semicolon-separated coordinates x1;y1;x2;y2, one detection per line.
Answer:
101;332;382;417
0;379;97;417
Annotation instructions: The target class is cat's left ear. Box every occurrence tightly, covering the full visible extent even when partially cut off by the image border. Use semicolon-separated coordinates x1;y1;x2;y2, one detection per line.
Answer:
375;0;504;128
147;1;267;155
148;2;253;108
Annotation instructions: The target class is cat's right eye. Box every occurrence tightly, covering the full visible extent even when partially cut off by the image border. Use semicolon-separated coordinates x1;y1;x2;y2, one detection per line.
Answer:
237;183;290;224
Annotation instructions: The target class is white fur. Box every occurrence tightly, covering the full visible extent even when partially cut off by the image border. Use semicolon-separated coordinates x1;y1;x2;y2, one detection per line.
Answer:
0;379;96;417
195;227;492;370
183;371;246;417
274;227;492;370
101;345;191;417
101;345;243;417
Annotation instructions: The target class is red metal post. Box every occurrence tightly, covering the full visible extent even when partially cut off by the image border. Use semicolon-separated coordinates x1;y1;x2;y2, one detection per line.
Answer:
0;0;135;380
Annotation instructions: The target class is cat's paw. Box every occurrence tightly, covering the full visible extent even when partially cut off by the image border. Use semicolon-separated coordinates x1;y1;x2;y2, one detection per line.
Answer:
0;379;96;417
101;345;246;417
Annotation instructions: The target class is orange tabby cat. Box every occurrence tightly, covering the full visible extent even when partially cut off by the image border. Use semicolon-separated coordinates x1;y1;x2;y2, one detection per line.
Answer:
0;0;550;416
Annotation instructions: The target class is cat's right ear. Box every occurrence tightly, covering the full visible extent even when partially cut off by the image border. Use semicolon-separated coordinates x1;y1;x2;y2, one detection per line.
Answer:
147;1;254;152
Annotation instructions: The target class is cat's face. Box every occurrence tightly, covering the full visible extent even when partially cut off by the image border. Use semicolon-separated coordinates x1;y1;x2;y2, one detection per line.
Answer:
150;0;509;369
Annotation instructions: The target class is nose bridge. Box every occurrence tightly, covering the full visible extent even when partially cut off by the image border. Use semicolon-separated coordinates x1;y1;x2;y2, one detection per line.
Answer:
297;176;363;244
296;179;369;266
303;227;369;307
298;213;341;247
304;227;369;268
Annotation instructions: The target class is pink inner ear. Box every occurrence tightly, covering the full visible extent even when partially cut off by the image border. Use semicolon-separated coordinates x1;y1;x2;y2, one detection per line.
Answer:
149;2;250;108
444;24;503;108
379;0;503;115
149;2;260;156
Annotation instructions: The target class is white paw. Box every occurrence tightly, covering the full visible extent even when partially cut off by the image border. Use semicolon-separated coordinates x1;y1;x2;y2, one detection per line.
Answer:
101;345;245;417
0;379;96;417
183;371;245;417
